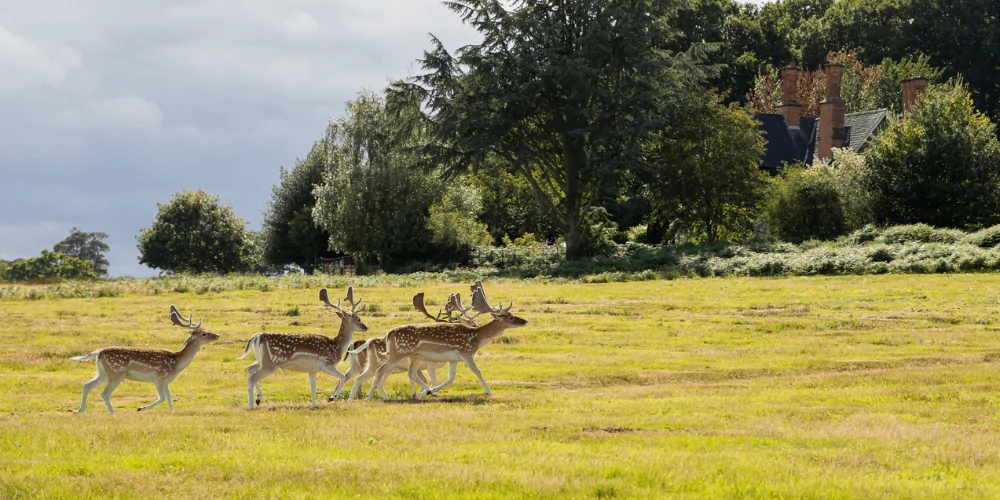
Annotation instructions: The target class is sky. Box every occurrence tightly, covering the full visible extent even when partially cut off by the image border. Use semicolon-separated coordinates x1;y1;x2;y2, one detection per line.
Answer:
0;0;483;277
0;0;769;277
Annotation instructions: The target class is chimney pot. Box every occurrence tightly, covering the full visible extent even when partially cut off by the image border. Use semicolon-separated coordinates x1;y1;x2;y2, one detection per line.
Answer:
778;63;802;126
818;62;847;162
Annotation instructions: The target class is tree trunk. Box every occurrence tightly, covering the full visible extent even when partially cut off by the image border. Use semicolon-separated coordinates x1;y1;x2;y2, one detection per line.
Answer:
562;134;586;261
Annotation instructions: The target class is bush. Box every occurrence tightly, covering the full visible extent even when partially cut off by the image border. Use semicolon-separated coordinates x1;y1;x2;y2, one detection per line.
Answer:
842;225;882;245
763;166;846;243
427;183;493;257
0;260;9;281
878;224;964;244
965;225;1000;248
137;190;257;274
7;251;97;283
864;81;1000;229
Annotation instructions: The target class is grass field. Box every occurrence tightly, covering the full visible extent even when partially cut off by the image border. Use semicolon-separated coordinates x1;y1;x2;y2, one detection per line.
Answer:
3;275;1000;498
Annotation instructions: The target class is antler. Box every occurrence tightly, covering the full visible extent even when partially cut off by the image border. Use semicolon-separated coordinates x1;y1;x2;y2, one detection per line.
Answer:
320;286;365;315
470;281;512;315
413;292;480;326
449;292;481;326
413;292;449;322
169;304;202;330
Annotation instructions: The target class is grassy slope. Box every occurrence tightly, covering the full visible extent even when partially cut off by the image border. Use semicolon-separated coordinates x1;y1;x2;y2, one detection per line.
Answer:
2;275;1000;498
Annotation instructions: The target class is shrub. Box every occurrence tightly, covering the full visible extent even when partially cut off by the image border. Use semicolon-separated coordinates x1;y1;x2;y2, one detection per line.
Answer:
864;81;1000;229
7;251;97;283
137;190;257;274
427;184;493;257
763;166;845;243
965;225;1000;248
842;225;882;245
878;224;964;244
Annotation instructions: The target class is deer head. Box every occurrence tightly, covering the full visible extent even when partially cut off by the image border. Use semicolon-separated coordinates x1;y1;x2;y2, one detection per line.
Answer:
320;286;368;333
169;305;220;346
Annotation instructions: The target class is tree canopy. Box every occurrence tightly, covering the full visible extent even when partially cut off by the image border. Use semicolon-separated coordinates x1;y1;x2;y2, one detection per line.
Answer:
53;228;110;277
137;190;257;274
390;0;715;260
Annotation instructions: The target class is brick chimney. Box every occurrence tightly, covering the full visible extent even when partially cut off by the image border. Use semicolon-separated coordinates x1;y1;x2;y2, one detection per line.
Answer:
777;63;802;126
818;62;846;162
901;76;929;113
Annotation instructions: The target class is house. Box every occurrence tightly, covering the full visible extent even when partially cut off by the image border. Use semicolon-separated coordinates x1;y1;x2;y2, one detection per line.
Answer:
756;62;929;170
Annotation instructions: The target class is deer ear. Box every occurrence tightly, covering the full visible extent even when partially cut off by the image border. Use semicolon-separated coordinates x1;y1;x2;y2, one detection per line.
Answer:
336;311;346;319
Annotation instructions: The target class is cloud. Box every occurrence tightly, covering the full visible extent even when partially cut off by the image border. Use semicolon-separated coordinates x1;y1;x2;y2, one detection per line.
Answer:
0;24;83;93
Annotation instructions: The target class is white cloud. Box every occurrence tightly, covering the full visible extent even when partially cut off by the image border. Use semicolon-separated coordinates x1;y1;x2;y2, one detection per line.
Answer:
0;24;83;93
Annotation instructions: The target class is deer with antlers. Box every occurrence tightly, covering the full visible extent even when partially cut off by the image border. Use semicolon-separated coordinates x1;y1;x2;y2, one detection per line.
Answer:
365;281;527;400
71;306;220;414
238;286;366;409
341;292;475;400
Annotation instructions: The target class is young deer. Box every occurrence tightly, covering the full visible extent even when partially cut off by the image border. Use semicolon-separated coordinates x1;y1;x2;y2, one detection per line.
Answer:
239;286;366;409
366;281;527;400
344;291;478;400
72;306;220;414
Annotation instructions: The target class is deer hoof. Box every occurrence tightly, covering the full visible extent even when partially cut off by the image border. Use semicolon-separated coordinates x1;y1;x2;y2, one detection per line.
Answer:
255;397;261;405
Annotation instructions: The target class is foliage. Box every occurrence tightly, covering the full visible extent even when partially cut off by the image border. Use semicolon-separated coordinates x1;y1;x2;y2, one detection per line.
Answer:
427;183;493;257
763;166;845;243
312;91;441;269
472;168;561;245
52;228;110;277
260;140;333;273
6;250;96;283
820;0;1000;120
965;226;1000;249
0;260;8;281
863;82;1000;229
648;95;767;244
390;0;714;260
137;190;257;274
747;49;944;117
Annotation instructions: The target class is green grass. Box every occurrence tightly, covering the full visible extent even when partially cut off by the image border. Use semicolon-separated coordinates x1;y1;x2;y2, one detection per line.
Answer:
3;275;1000;498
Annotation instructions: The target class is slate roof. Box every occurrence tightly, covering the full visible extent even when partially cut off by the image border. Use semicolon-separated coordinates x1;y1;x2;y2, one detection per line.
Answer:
756;115;817;170
756;109;889;168
809;109;889;162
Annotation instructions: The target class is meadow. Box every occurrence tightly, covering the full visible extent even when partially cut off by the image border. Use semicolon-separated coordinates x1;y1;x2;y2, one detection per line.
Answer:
2;274;1000;498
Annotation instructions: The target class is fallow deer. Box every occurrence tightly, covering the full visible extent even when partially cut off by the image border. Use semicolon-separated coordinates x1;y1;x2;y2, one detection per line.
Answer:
366;281;527;400
341;292;473;400
72;306;220;414
238;286;366;409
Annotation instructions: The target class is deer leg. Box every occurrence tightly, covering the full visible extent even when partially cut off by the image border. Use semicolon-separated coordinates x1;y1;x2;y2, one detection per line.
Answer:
429;362;459;394
246;363;264;406
309;372;318;408
101;376;124;414
336;360;363;402
408;362;433;397
428;364;440;387
138;380;167;412
459;354;492;396
165;384;174;411
350;361;380;402
322;365;348;401
76;373;105;413
368;357;404;400
248;365;277;410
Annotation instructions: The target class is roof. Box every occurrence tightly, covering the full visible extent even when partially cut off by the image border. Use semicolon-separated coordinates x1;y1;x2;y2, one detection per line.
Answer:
810;109;889;161
756;109;888;168
756;114;817;169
